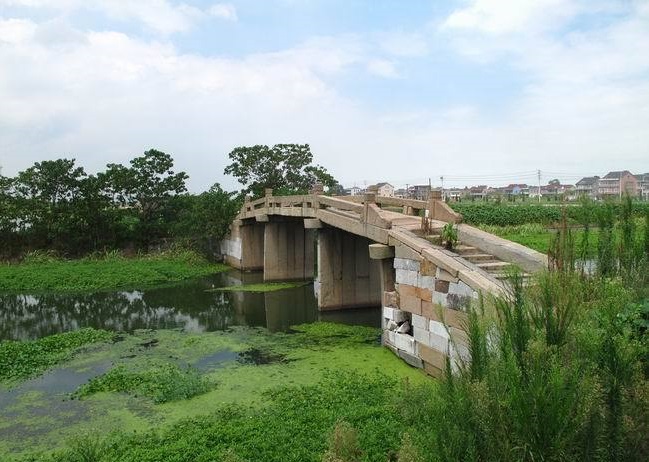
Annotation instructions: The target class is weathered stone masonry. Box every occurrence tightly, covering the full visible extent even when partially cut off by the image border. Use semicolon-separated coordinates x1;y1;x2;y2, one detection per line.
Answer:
382;251;482;377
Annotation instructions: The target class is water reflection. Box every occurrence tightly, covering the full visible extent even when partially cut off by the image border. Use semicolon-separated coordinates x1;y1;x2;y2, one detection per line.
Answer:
0;270;380;341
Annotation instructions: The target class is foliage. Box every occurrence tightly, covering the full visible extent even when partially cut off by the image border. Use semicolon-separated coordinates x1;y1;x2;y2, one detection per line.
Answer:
47;372;420;462
321;421;363;462
169;183;242;255
224;144;338;198
75;361;212;404
0;328;112;382
430;268;649;461
452;202;649;227
0;151;240;259
0;250;228;292
440;223;458;250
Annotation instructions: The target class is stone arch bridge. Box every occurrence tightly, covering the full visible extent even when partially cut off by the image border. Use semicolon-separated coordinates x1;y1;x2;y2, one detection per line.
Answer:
221;188;546;377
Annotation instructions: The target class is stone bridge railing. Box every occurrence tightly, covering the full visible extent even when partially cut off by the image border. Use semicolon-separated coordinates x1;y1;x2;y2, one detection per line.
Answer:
221;189;547;377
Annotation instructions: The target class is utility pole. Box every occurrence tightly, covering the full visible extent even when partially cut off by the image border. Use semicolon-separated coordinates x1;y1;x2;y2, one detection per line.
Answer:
428;177;431;200
619;174;622;200
440;175;444;201
537;169;541;203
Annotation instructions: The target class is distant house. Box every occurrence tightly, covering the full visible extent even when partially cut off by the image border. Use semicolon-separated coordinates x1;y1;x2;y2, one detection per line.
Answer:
504;184;529;197
635;173;649;201
575;176;600;199
343;186;363;196
469;185;489;200
408;185;431;201
598;171;638;198
373;182;394;197
394;188;408;198
445;187;470;201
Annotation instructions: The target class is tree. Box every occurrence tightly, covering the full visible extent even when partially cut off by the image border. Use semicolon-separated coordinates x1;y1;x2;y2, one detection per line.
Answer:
170;183;242;256
105;149;188;247
224;144;337;198
14;159;86;249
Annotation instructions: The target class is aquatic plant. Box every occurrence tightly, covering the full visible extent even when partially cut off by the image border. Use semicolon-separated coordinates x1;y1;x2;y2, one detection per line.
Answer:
0;250;228;292
321;421;363;462
205;281;309;293
75;361;212;404
0;328;112;382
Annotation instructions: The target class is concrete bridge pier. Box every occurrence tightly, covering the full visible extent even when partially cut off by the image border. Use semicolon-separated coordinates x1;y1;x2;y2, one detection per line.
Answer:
224;222;264;271
316;228;382;311
263;219;315;281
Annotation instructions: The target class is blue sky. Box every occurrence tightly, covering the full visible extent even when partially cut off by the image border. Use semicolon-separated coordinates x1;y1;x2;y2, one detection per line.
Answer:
0;0;647;191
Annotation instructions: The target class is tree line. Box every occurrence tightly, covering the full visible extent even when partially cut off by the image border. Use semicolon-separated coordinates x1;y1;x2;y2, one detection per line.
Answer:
0;144;338;259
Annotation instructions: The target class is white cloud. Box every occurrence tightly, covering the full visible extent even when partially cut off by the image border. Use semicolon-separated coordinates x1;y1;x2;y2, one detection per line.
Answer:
443;0;579;35
0;3;647;191
208;3;237;21
366;59;399;78
380;32;428;57
0;0;213;34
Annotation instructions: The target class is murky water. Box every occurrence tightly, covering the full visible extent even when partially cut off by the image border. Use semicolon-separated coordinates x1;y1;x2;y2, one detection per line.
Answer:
0;270;385;456
0;269;380;341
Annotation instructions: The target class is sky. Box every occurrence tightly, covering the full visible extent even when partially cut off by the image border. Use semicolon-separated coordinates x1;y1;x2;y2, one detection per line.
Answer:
0;0;648;191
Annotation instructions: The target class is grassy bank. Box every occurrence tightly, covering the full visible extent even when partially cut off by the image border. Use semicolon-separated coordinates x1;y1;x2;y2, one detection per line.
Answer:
0;250;228;292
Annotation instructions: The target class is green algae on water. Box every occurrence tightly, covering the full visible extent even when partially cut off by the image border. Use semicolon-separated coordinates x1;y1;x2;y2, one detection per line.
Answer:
205;281;309;293
1;323;431;460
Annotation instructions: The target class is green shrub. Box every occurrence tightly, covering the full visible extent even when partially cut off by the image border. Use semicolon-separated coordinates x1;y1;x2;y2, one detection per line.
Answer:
75;361;212;404
321;421;363;462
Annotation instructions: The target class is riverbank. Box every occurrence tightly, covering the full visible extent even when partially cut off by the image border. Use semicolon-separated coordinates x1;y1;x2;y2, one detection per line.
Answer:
0;250;229;292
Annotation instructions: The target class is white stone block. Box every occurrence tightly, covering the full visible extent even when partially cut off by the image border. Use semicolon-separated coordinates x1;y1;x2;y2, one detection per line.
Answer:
449;281;477;298
384;306;409;323
432;291;447;306
429;320;450;339
394;258;420;272
411;314;427;330
429;331;450;353
450;342;471;363
396;269;418;286
418;275;435;291
394;333;416;355
413;326;430;345
383;306;393;319
384;330;396;345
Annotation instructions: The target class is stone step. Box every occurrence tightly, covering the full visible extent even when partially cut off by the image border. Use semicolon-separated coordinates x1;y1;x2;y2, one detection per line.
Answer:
476;261;513;272
454;245;479;255
494;271;533;280
463;253;498;263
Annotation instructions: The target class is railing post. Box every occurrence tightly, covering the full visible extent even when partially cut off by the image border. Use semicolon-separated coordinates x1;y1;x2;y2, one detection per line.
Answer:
265;188;273;209
310;183;324;211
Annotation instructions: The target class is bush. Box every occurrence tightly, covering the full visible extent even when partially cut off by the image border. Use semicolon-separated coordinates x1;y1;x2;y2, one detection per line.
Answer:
430;271;649;462
75;361;212;404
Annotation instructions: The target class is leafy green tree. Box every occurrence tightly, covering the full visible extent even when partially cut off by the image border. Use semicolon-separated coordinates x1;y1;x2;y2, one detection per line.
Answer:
170;183;242;256
105;149;188;247
224;144;337;198
14;159;86;249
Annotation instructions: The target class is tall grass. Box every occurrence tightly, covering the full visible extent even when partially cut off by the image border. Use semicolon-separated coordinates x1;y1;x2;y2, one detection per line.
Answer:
431;198;649;462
